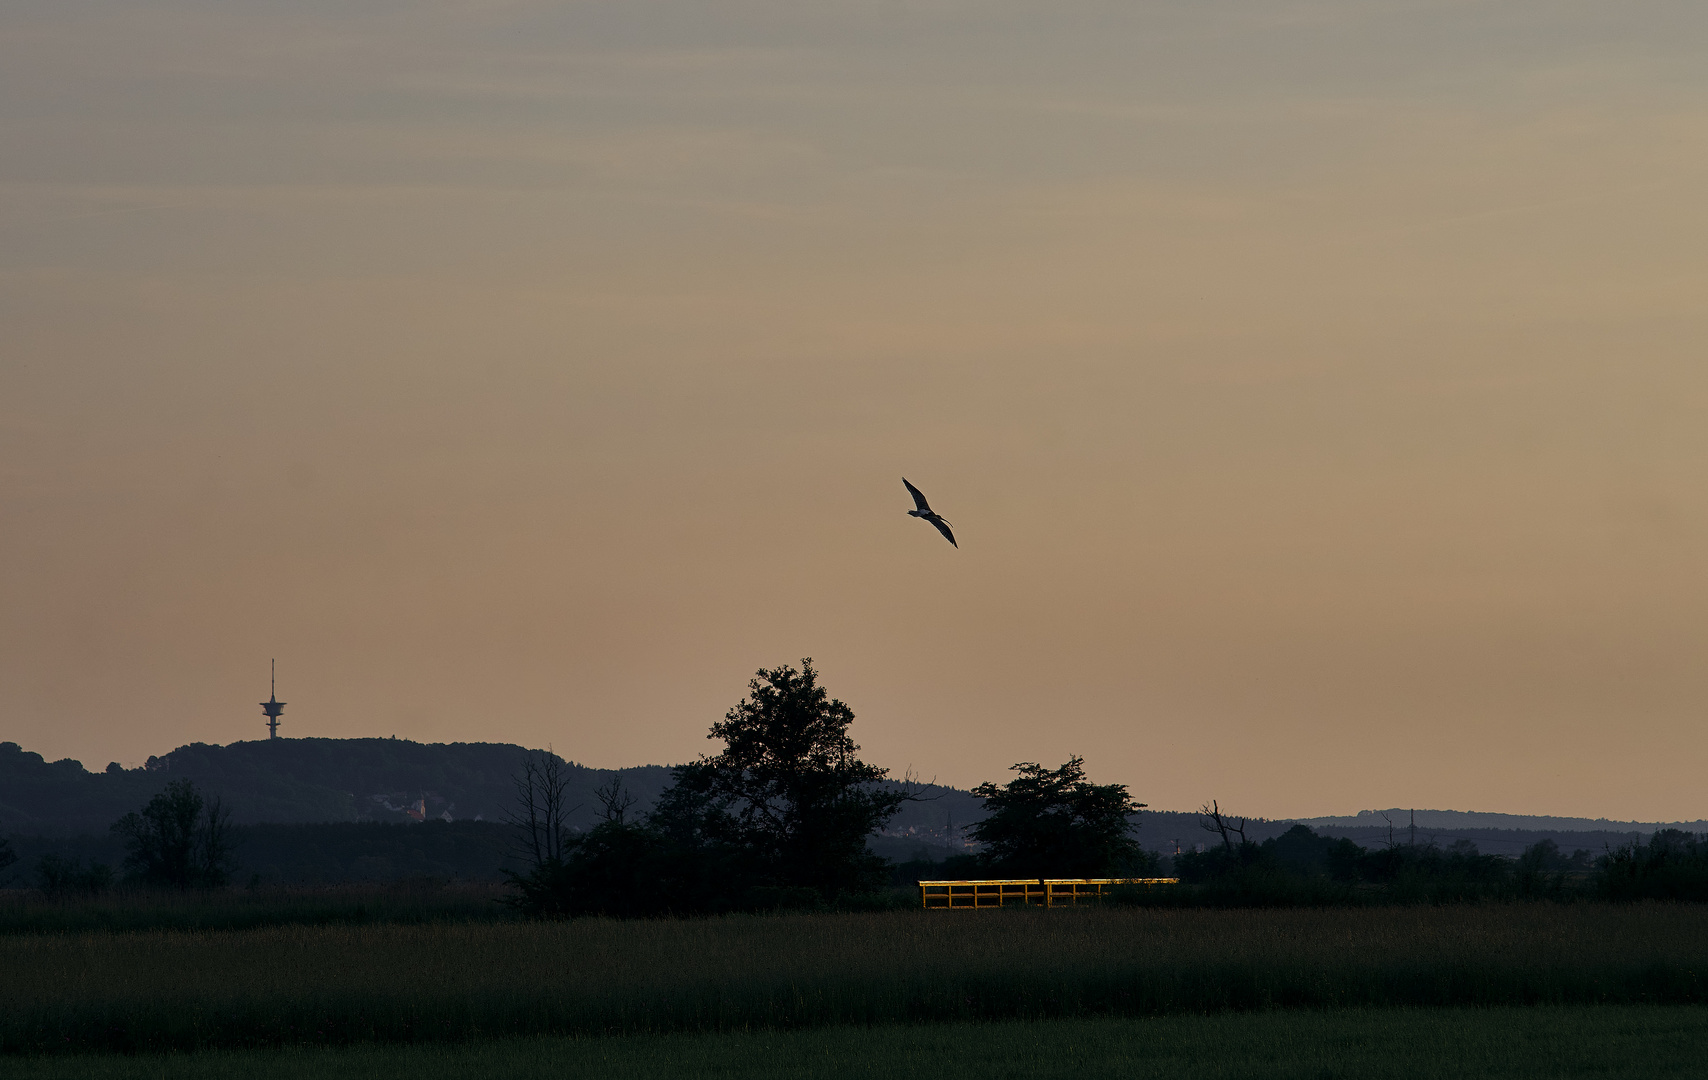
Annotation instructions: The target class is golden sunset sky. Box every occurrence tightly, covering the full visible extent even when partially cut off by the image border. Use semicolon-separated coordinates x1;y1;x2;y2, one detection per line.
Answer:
4;1;1707;819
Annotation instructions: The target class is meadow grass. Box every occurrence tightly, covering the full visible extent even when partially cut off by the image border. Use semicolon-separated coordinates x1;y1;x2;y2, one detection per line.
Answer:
6;903;1708;1054
9;1006;1708;1079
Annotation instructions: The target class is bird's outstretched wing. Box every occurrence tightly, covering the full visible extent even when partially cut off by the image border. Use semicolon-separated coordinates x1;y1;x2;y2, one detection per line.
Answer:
902;477;933;513
930;516;957;548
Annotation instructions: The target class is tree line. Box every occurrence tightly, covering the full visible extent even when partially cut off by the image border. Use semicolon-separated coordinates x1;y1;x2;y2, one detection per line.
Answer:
5;657;1706;909
0;779;234;895
498;658;1708;916
501;659;1157;916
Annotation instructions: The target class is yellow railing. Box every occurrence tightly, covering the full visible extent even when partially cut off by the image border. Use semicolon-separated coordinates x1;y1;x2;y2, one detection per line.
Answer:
918;877;1179;909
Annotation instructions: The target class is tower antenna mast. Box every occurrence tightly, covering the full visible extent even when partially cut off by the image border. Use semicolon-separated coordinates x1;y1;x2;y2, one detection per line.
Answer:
260;659;286;739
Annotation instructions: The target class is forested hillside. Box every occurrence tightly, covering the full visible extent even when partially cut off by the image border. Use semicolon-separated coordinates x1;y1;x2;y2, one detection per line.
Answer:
0;736;986;842
0;738;673;835
4;737;1687;863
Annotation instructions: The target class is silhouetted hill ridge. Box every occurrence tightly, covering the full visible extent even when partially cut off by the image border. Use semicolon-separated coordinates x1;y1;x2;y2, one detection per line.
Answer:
0;738;675;836
4;739;1702;852
1299;808;1708;834
0;737;984;842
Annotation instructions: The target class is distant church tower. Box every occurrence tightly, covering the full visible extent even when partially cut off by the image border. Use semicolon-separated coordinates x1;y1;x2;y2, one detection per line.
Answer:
260;659;286;739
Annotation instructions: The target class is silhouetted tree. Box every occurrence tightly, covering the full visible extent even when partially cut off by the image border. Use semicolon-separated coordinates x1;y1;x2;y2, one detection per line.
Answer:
643;776;750;910
1171;824;1363;904
667;658;908;898
1199;800;1248;851
1598;829;1708;901
512;773;688;918
503;759;734;918
501;750;578;917
112;779;234;889
507;750;575;867
501;661;909;916
970;757;1151;877
595;777;638;824
1262;823;1361;877
1515;838;1570;897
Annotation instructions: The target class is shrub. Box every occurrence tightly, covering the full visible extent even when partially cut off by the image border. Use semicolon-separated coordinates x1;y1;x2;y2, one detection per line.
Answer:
36;855;114;897
1598;829;1708;901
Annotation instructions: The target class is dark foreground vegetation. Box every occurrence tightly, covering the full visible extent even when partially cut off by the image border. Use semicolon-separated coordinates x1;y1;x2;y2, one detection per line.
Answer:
6;903;1708;1055
1139;823;1708;906
12;1007;1708;1080
5;820;517;890
500;659;1163;917
499;660;1708;914
0;880;511;936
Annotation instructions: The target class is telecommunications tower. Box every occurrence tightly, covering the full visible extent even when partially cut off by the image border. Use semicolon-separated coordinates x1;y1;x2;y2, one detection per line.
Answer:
260;659;286;739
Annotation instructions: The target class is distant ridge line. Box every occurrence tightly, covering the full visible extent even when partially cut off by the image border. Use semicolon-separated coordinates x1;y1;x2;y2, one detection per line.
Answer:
7;738;1706;840
1297;808;1708;835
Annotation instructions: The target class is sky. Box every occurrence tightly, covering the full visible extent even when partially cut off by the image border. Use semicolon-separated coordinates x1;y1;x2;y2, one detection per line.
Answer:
4;0;1708;821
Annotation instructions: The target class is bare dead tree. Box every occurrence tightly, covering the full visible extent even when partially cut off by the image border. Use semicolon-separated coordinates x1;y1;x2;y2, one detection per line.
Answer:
508;749;576;868
1199;800;1248;852
594;777;638;825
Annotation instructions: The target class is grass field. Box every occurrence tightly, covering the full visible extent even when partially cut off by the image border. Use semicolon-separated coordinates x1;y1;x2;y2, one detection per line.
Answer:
7;903;1708;1054
10;1006;1708;1079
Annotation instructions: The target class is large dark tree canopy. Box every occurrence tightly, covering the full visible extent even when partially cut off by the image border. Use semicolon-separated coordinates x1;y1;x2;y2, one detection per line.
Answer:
970;757;1150;878
500;659;907;916
673;658;906;897
112;779;235;890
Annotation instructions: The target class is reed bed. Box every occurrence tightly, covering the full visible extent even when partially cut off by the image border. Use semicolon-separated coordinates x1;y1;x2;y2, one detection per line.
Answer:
6;903;1707;1054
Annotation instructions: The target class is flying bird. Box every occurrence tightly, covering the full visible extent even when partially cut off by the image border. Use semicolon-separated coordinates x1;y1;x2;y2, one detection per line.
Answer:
902;478;957;548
